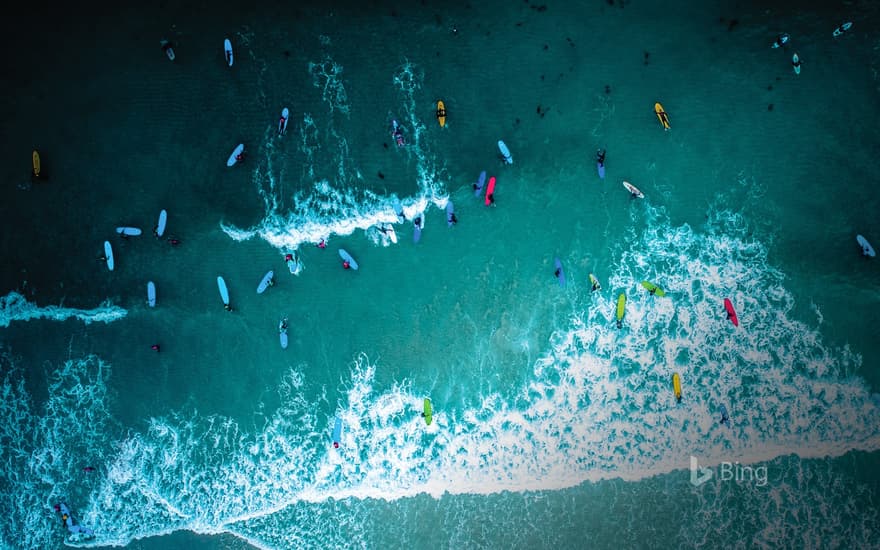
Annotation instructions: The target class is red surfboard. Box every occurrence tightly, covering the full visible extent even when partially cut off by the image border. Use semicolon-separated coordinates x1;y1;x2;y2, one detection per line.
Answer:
723;298;738;327
485;176;496;206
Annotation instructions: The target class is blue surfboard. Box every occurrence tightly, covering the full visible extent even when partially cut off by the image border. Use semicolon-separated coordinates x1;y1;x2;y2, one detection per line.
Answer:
473;171;487;196
332;417;342;446
720;404;731;427
597;161;606;179
446;200;455;226
554;257;566;288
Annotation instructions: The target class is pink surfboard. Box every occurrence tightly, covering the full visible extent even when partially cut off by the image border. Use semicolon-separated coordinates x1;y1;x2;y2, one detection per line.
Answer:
485;176;496;206
724;298;739;327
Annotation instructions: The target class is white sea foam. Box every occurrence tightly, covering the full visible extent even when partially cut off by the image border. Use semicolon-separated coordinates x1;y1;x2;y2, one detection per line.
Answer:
0;291;127;328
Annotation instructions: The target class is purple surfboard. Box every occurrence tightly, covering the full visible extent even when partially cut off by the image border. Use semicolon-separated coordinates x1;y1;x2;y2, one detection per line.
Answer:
473;171;487;196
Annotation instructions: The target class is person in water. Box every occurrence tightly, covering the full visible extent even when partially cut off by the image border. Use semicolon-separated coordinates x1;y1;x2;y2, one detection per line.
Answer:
596;149;606;167
333;441;339;449
224;303;233;312
488;193;495;205
152;225;160;238
151;344;161;352
450;213;458;225
792;54;802;70
167;237;181;246
317;239;326;249
342;260;351;269
97;253;107;262
414;216;422;227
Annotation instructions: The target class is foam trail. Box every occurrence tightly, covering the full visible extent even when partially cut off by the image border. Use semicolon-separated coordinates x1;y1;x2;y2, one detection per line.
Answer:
0;291;127;328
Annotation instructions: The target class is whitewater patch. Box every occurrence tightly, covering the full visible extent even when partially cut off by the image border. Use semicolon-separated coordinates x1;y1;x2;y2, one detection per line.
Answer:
0;291;126;328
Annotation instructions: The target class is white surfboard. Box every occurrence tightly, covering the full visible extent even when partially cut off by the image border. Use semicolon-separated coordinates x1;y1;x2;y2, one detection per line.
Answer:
792;53;801;75
498;140;513;164
227;144;244;167
339;248;359;270
833;22;852;37
224;38;233;67
279;318;289;349
857;234;876;257
623;181;645;198
160;40;175;61
771;33;790;48
217;276;230;305
278;107;289;136
147;281;156;307
104;241;114;271
257;270;274;294
155;209;167;238
116;226;142;236
385;224;398;244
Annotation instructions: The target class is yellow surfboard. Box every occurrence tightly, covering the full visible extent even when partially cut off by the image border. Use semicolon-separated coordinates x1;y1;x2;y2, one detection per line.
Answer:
654;102;670;130
436;100;446;127
672;372;682;402
32;149;41;178
616;293;626;328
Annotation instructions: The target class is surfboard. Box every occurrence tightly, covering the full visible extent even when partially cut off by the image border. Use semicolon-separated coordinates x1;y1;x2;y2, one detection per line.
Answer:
772;33;790;48
473;171;487;196
224;38;233;67
654;103;670;130
413;215;424;243
257;270;274;294
672;373;682;402
339;248;359;270
857;234;876;257
641;280;666;297
589;273;601;292
723;298;739;327
227;144;244;167
279;318;288;349
161;40;175;61
719;404;731;427
384;224;398;244
833;22;852;37
103;241;114;271
597;161;606;180
423;398;433;426
436;100;446;127
147;281;156;307
286;253;300;274
116;227;142;236
217;276;230;305
392;197;405;222
623;181;644;198
498;140;513;164
278;107;289;136
446;200;455;226
616;293;626;328
32;149;41;178
792;53;801;75
485;176;497;206
156;209;167;238
554;257;566;288
332;417;342;446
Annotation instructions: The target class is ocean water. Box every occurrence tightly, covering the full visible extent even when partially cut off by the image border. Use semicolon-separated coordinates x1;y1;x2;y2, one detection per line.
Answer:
2;1;880;549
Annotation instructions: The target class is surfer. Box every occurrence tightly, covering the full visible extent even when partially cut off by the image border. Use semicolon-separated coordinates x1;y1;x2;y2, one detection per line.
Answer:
449;213;458;225
596;149;606;167
317;239;326;249
391;120;405;146
167;237;181;246
720;408;731;427
342;259;351;269
279;318;288;332
436;103;446;121
772;33;789;48
152;225;160;238
554;268;561;278
591;278;601;292
487;193;495;205
792;53;802;71
83;466;96;473
235;151;245;163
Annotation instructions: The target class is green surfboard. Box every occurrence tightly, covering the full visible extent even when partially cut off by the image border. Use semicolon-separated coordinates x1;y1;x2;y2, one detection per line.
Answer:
616;293;626;328
641;280;666;297
422;398;433;425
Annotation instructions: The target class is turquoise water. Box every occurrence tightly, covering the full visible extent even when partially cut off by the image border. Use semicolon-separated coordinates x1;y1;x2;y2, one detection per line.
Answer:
2;2;880;548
